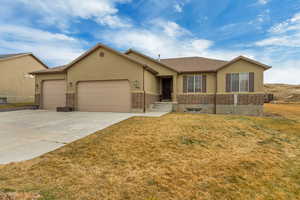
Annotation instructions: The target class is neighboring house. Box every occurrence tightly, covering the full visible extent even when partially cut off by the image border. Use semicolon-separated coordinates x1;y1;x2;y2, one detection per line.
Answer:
0;53;48;103
31;43;271;115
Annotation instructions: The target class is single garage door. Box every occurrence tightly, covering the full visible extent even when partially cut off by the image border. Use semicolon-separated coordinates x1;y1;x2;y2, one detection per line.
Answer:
77;80;131;112
42;80;66;110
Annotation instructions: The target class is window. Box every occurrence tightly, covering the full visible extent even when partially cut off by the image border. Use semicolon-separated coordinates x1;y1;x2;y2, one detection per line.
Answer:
239;72;249;92
231;73;239;92
229;72;250;92
186;75;202;93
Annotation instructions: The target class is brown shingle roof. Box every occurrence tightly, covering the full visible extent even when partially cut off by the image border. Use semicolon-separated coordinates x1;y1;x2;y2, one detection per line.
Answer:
30;65;67;74
160;56;228;73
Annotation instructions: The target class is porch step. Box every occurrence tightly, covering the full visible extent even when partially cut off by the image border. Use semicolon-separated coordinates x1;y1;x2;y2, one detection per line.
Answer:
150;102;174;112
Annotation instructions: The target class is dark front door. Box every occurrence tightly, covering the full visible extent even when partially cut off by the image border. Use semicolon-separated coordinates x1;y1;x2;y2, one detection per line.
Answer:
162;78;172;100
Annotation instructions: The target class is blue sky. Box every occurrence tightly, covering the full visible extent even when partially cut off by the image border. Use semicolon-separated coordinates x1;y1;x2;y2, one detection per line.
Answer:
1;0;300;84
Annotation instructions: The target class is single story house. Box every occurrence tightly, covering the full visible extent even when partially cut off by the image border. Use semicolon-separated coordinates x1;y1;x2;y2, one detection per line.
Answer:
31;43;271;115
0;53;48;103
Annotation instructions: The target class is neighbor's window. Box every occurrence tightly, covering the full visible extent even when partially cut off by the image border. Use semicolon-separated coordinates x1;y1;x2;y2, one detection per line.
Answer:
230;72;249;92
187;75;202;93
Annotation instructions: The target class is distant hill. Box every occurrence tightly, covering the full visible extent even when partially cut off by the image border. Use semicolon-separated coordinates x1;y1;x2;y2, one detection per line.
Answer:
265;84;300;103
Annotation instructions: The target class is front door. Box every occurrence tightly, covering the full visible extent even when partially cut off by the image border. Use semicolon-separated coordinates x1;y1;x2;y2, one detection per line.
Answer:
162;78;172;100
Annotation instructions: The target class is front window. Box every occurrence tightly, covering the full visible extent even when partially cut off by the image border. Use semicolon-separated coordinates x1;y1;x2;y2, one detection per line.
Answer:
230;72;249;92
187;75;202;93
239;72;249;92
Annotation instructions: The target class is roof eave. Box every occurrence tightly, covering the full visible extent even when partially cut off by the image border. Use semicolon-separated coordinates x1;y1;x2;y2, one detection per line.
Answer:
29;70;65;75
0;53;48;69
62;43;156;72
125;49;179;73
179;70;217;74
216;56;271;71
143;65;159;75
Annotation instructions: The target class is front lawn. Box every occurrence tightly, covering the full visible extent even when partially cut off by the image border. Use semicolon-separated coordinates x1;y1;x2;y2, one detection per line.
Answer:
0;103;34;109
0;104;299;200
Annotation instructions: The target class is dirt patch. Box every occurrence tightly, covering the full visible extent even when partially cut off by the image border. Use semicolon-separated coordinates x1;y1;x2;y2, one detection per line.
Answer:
0;191;40;200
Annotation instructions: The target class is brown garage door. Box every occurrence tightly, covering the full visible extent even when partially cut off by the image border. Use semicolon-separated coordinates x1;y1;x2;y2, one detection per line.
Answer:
77;80;131;112
42;80;66;110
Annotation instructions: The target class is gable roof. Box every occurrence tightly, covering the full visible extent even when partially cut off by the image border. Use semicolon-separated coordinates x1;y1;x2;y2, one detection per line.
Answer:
216;56;271;71
0;53;48;69
125;49;178;72
31;43;158;75
161;56;271;73
126;49;271;73
160;56;228;73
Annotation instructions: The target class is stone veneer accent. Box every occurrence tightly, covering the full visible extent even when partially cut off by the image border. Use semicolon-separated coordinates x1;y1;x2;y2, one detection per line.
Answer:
216;94;265;105
145;93;159;108
66;93;75;108
237;94;265;105
216;94;234;105
132;92;144;109
35;94;41;106
132;92;159;111
177;94;215;104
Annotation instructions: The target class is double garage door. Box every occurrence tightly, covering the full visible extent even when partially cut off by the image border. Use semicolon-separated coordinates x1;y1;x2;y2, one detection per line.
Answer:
42;80;131;112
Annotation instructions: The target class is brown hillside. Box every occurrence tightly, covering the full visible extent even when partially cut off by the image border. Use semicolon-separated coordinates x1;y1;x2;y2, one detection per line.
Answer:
265;84;300;103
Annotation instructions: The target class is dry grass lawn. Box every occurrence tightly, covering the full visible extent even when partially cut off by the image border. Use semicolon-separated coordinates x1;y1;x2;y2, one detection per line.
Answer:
0;103;34;109
265;83;300;103
0;104;299;200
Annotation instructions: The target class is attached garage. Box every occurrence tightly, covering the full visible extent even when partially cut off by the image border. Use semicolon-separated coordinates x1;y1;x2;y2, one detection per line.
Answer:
42;80;66;110
77;80;131;112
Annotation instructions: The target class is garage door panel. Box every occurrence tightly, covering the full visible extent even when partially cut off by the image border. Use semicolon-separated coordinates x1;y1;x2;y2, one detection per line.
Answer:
42;80;66;110
77;81;131;112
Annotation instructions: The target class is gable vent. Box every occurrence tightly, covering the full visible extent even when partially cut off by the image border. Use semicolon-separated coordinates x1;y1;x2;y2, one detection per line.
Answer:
99;52;105;57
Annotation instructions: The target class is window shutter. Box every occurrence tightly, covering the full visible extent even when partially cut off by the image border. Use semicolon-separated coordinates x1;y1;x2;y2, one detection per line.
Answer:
249;72;254;92
202;75;207;93
226;74;231;92
183;75;187;93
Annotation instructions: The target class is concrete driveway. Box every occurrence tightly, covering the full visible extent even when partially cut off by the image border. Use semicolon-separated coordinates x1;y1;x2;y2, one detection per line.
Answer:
0;110;166;164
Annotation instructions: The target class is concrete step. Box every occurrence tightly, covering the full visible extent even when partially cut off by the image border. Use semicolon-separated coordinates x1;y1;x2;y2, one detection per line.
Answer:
149;102;174;112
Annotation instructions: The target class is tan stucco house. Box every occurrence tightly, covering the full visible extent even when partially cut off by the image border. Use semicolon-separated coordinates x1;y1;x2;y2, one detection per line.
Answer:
31;43;271;115
0;53;48;103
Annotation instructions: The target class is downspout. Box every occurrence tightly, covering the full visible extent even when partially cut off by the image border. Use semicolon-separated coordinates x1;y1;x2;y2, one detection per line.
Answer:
214;72;217;114
143;67;146;113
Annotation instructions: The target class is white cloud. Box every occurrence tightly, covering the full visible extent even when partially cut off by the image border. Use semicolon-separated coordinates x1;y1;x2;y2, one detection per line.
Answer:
257;0;270;5
269;13;300;34
256;36;300;47
152;20;190;37
99;20;251;61
0;24;85;66
266;65;300;84
96;15;132;28
256;12;300;47
174;4;183;12
16;0;132;29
